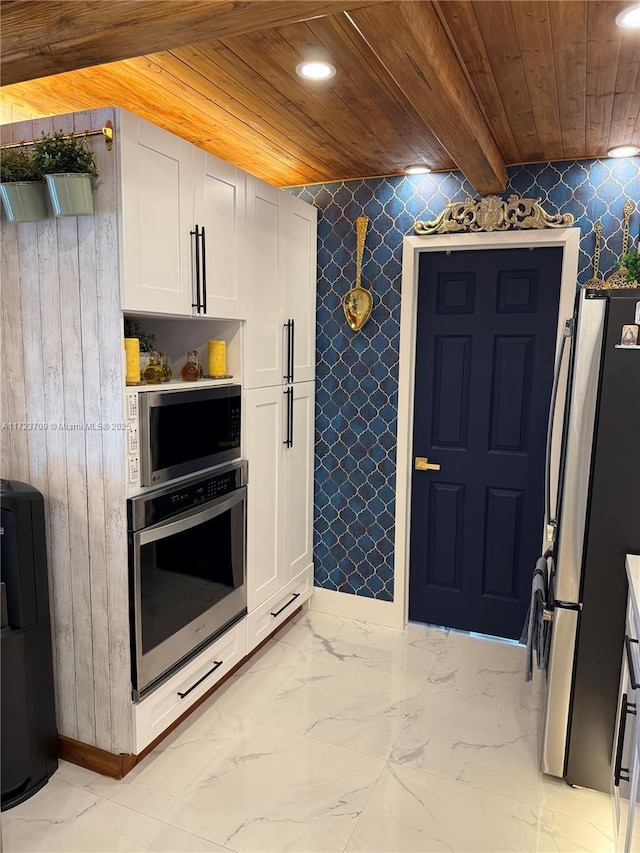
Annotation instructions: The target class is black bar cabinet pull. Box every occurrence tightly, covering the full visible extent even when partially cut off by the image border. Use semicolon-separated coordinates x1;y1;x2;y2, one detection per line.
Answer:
625;636;640;689
288;386;294;448
290;318;295;383
200;225;207;314
614;693;636;785
177;660;223;698
283;321;288;381
191;224;202;311
284;320;293;382
270;592;300;618
283;388;292;447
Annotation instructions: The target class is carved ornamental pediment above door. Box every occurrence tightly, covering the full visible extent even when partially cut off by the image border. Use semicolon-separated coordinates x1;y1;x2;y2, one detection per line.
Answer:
414;195;574;235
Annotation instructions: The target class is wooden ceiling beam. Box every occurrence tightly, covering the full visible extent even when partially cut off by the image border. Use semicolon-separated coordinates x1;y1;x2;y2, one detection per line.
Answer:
347;0;506;194
0;0;387;85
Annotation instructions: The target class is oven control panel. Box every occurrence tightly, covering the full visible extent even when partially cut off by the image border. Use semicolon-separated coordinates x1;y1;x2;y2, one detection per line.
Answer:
128;461;248;532
167;471;238;507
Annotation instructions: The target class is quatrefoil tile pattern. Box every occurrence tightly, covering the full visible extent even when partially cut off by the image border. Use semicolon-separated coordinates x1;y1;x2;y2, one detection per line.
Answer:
289;158;640;602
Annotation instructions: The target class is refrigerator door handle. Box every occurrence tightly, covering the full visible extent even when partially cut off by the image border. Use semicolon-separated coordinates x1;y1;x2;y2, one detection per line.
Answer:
545;317;574;543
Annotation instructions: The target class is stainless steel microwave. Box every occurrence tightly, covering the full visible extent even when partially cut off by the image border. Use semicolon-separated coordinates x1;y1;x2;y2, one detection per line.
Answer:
138;384;241;486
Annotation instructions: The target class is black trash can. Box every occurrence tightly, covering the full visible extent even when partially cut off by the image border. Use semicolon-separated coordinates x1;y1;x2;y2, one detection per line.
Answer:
1;479;58;810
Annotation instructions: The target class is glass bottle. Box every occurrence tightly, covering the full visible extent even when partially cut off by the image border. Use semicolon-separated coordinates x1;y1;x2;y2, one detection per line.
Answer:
142;350;163;384
181;350;201;382
159;351;172;383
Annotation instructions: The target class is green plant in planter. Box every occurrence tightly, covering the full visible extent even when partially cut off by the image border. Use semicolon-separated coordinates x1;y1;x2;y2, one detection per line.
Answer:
124;318;157;353
0;146;43;182
0;145;47;222
32;130;99;176
33;130;99;216
618;250;640;286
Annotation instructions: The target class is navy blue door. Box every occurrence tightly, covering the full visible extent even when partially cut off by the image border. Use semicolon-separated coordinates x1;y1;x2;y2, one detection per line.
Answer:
408;247;563;639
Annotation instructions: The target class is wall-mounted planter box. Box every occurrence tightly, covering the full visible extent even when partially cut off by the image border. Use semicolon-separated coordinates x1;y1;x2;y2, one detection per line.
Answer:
0;181;48;222
45;173;94;216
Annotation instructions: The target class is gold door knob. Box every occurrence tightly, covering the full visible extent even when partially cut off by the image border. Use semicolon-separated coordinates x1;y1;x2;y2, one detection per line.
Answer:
415;457;441;471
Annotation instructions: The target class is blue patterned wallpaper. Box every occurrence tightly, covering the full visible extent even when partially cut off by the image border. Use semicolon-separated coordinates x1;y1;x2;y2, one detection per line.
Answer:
288;158;640;603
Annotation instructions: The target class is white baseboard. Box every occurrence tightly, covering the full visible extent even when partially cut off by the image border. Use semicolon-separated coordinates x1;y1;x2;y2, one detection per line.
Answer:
309;586;404;629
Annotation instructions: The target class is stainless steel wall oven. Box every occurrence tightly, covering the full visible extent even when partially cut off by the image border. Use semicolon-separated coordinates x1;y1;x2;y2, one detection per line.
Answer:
128;461;247;700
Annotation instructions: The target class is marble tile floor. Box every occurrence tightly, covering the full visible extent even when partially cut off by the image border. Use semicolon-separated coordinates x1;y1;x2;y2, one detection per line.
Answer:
2;609;615;853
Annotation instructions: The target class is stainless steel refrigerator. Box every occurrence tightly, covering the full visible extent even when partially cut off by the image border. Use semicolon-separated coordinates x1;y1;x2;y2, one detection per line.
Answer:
540;287;640;792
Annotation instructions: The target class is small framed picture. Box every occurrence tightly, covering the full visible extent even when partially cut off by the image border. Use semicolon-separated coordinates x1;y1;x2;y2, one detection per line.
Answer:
635;301;640;324
621;324;639;346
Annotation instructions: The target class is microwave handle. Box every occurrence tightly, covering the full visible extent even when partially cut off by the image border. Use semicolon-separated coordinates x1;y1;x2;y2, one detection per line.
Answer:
136;486;246;547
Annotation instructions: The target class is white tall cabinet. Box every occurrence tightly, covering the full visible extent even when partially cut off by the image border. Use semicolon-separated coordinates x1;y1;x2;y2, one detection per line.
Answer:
244;176;317;651
1;106;316;761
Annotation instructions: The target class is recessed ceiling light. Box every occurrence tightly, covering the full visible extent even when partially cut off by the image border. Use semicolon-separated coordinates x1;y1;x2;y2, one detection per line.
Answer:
607;144;640;158
404;165;432;175
295;61;336;80
616;3;640;28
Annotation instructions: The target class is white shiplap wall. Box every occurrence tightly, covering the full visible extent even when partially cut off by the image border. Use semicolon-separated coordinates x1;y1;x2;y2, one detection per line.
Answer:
1;107;132;753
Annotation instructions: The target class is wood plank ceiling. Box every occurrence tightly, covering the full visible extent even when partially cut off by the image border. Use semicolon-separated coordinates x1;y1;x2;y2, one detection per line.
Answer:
1;0;639;193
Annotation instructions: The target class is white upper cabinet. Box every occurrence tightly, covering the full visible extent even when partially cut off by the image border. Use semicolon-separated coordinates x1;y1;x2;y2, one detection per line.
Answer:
119;111;245;319
193;150;246;319
119;111;193;315
245;177;284;388
285;193;317;385
244;176;317;389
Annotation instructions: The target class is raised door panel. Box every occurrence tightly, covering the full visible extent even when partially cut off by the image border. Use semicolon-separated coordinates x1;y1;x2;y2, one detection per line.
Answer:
195;151;246;320
244;176;283;389
119;111;192;315
282;380;314;584
284;194;317;384
245;386;283;611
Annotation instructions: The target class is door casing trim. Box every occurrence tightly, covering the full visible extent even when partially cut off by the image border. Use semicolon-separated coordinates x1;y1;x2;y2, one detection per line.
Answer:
391;229;581;630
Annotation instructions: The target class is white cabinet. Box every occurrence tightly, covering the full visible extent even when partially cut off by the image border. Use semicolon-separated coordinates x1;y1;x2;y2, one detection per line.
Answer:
284;192;317;384
245;380;315;648
245;386;281;608
245;179;283;388
119;110;245;319
119;110;193;315
613;558;640;852
243;176;317;649
282;380;315;582
194;150;246;320
247;569;313;651
244;176;317;389
132;618;247;753
613;636;637;852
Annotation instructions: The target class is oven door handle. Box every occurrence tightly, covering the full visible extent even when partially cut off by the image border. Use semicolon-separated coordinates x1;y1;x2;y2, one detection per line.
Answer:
136;487;246;546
